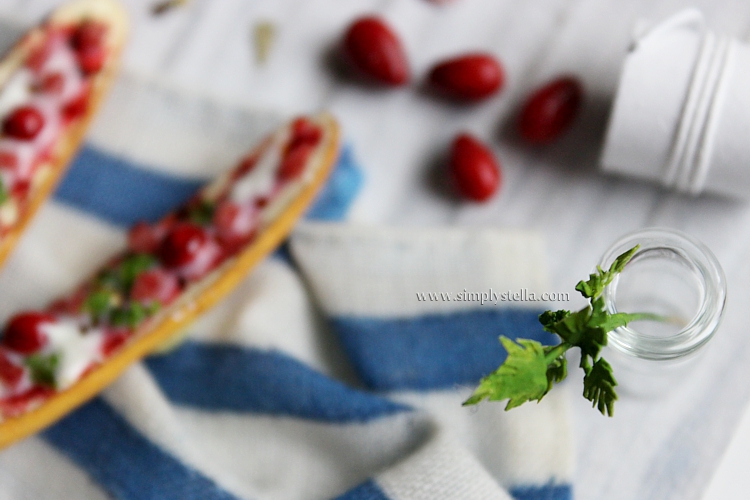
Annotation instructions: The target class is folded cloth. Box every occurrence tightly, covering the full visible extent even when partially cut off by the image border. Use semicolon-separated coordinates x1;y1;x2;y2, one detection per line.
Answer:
290;224;573;500
0;73;572;500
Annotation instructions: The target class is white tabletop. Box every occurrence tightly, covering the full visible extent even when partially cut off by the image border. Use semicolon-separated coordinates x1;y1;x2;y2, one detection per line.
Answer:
3;0;750;499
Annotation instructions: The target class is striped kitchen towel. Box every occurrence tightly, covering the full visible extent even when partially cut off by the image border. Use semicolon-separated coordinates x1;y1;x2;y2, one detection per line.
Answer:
0;72;573;500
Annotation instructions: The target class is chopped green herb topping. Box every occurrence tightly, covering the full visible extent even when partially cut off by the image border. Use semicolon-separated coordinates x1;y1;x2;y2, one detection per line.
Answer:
109;302;160;329
26;353;60;388
0;178;9;205
95;269;121;290
95;253;156;294
187;200;216;226
84;289;119;319
119;253;157;291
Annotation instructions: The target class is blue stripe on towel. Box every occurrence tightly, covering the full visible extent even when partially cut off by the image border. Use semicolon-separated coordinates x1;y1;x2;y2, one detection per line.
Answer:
145;342;410;422
510;484;573;500
43;398;241;500
306;145;363;221
54;143;362;227
331;308;549;391
54;146;203;226
334;480;390;500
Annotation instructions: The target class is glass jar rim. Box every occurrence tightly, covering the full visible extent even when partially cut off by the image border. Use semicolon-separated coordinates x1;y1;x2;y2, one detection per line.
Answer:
599;227;726;360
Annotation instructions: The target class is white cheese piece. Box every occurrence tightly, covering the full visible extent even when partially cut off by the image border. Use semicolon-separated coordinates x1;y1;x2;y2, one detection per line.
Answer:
230;130;288;204
0;70;33;118
41;320;104;390
0;169;13;192
38;41;84;104
28;95;62;153
0;139;39;183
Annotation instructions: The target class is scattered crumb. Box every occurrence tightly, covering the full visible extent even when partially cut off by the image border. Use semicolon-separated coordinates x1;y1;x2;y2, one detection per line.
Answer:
151;0;188;16
253;21;276;65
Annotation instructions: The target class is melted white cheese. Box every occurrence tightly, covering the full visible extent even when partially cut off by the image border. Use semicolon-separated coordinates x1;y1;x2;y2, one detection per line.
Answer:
0;70;33;118
38;40;84;104
41;319;104;390
229;129;288;204
28;95;62;153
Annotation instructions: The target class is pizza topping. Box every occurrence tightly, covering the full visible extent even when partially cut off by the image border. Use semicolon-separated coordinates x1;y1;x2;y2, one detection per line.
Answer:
70;21;108;74
101;331;128;358
230;134;284;203
62;86;90;121
2;312;54;354
3;107;45;140
158;223;212;269
128;221;165;254
0;349;24;389
278;119;322;182
70;21;107;53
0;72;33;118
213;200;257;249
38;73;65;94
0;387;54;418
0;116;327;417
37;318;104;389
47;286;88;315
131;268;181;306
0;19;110;236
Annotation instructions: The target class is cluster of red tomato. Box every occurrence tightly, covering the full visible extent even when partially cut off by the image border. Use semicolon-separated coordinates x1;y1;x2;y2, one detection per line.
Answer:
341;16;583;202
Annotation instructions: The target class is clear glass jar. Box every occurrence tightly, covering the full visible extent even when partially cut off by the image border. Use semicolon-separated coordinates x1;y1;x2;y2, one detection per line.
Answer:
598;227;726;396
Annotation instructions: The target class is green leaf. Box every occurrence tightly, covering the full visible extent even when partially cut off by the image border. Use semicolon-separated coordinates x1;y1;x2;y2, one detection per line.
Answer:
188;200;215;226
0;178;9;205
119;253;157;291
84;290;118;318
545;350;568;393
110;304;146;329
95;269;121;290
109;301;159;329
583;357;618;416
25;353;60;388
539;309;570;329
94;254;157;294
575;245;640;299
463;243;657;417
463;337;553;409
543;307;592;347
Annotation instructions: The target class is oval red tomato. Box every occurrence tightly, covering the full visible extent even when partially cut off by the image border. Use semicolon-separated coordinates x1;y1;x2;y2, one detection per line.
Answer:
428;53;504;100
2;312;54;354
449;133;501;202
519;76;583;144
342;16;409;86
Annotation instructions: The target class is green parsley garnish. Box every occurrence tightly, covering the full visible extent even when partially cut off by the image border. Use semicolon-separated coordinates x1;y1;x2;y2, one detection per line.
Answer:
0;178;9;205
187;200;215;226
464;244;661;416
109;302;160;329
95;253;156;294
119;253;157;291
26;353;60;388
84;289;120;319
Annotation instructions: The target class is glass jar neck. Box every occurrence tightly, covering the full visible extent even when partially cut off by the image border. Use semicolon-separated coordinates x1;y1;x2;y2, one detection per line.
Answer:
599;228;726;361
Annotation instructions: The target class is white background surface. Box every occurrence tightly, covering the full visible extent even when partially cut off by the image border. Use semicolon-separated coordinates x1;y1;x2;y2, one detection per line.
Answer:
2;0;750;498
